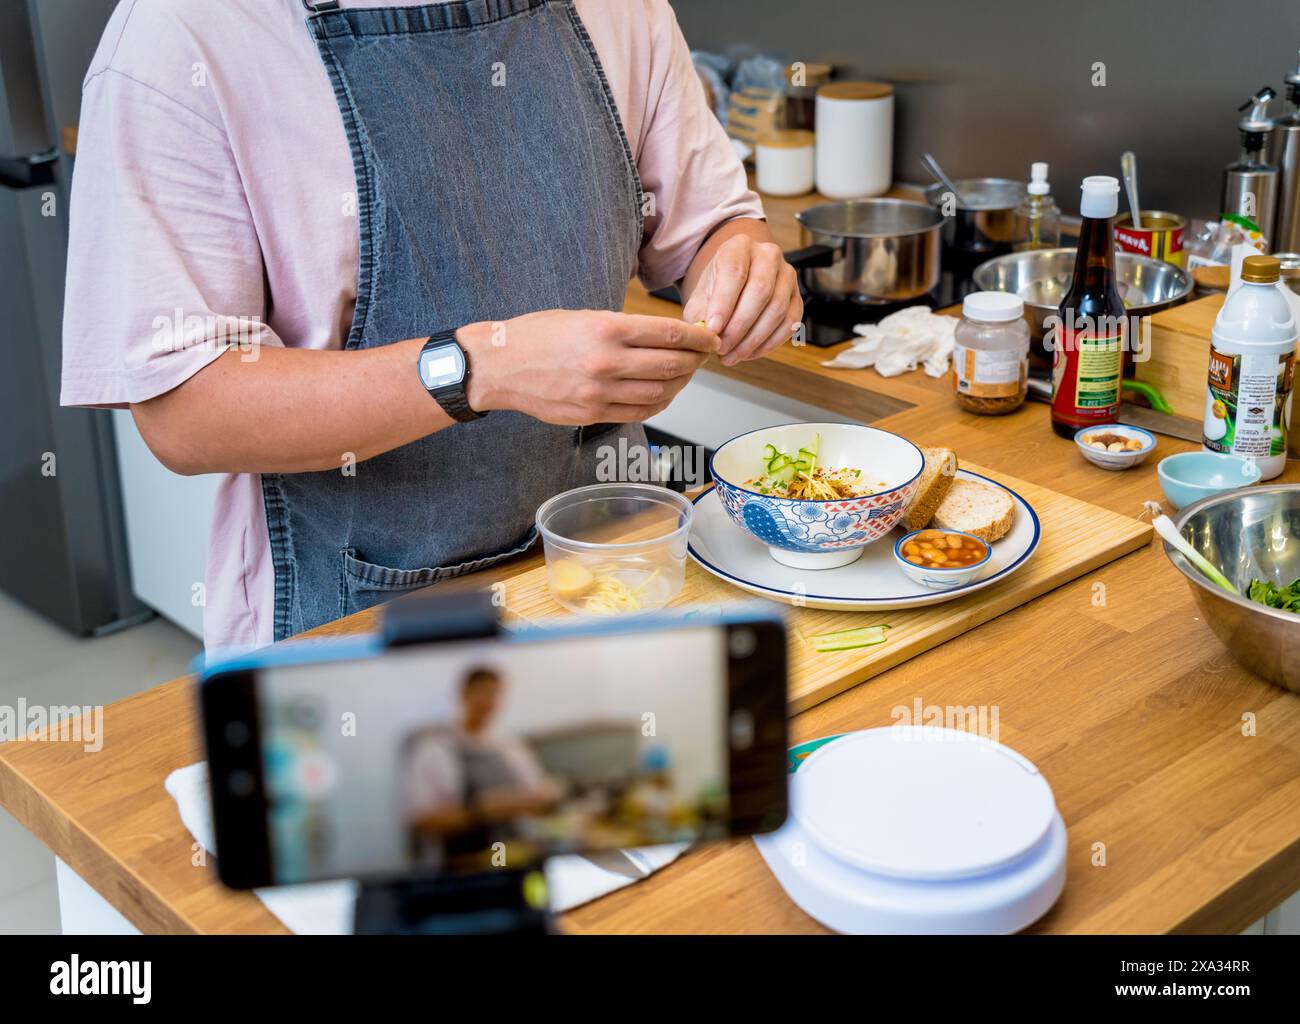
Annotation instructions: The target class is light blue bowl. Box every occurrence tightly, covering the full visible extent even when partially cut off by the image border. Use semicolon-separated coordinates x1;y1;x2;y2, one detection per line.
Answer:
1157;452;1263;510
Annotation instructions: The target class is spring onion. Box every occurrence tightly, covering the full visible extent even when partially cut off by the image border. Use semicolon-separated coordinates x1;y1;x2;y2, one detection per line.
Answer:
1144;501;1238;596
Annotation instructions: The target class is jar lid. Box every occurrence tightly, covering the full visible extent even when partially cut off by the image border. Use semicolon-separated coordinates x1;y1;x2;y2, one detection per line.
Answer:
962;291;1024;322
757;129;815;149
1241;254;1281;283
784;62;832;85
817;81;893;101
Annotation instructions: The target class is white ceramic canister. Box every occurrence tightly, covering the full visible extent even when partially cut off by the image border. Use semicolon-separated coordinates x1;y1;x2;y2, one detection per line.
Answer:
814;81;893;199
755;129;815;197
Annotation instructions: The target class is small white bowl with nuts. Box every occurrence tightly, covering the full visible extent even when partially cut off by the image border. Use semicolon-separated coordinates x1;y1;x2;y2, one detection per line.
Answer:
1073;424;1156;471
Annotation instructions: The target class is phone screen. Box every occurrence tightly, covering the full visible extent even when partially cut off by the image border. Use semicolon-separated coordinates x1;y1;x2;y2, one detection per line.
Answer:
247;624;748;884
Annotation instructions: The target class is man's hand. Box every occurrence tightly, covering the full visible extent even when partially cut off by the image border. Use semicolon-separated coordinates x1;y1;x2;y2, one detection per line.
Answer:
461;310;719;426
682;229;803;367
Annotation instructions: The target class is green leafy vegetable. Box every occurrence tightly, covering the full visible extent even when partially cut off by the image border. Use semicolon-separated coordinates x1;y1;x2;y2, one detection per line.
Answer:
1247;578;1300;614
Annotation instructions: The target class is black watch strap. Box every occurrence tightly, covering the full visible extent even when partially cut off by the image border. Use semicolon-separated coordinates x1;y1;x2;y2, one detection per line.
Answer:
420;331;485;423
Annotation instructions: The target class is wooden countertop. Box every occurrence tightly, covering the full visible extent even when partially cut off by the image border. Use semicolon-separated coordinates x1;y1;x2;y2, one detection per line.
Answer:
4;189;1299;936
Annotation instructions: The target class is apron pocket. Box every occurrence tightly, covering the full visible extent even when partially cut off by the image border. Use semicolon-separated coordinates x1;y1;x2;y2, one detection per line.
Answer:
339;534;538;617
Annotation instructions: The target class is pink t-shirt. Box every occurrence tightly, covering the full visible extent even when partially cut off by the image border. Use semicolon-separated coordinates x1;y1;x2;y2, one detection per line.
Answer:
61;0;762;651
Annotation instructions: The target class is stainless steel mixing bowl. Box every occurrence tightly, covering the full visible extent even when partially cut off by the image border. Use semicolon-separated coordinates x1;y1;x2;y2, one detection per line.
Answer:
972;247;1192;339
1164;484;1300;693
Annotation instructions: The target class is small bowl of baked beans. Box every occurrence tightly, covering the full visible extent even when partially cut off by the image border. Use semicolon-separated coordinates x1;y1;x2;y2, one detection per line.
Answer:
892;528;992;590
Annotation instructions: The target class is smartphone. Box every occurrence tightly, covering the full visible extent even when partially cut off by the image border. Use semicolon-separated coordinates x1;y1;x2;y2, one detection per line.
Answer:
200;611;788;889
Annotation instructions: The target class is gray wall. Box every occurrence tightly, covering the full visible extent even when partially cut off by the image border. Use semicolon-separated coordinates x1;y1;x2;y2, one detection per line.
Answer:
672;0;1300;221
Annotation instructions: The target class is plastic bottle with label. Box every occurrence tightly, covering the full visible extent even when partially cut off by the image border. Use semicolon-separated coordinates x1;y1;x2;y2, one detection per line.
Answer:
953;292;1030;414
1202;254;1297;480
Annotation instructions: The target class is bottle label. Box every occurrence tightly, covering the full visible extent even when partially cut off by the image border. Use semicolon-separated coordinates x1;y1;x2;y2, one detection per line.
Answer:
1074;335;1124;407
1051;329;1123;427
953;343;1024;398
1203;345;1294;457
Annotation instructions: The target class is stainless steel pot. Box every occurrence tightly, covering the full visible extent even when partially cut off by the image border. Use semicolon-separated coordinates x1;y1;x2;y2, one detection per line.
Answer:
788;199;943;305
921;178;1025;252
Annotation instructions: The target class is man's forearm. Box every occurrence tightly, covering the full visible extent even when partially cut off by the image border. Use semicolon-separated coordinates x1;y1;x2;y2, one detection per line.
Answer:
127;311;716;477
131;335;455;476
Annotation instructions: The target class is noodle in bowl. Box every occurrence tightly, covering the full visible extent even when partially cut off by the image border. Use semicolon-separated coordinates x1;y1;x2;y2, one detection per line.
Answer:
710;423;924;570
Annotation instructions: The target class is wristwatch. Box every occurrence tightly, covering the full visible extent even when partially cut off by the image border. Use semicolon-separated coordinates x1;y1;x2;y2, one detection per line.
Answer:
418;331;485;422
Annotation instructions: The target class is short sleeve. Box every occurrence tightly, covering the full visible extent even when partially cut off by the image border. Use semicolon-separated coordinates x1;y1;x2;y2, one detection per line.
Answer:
633;2;765;290
402;736;464;816
60;68;276;409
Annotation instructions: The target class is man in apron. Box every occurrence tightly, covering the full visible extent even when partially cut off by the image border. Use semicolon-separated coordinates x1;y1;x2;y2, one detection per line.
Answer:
62;1;802;648
402;667;557;872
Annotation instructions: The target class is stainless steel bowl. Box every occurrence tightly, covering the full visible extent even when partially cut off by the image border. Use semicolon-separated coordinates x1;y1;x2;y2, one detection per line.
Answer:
921;178;1026;252
972;247;1192;338
792;199;944;305
1164;484;1300;693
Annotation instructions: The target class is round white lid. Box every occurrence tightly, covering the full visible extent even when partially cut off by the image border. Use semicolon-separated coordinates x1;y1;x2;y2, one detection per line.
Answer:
793;727;1057;881
1080;175;1119;218
962;290;1024;322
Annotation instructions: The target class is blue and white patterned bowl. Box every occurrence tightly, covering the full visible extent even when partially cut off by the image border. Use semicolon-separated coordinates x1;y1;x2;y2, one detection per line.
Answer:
710;423;924;569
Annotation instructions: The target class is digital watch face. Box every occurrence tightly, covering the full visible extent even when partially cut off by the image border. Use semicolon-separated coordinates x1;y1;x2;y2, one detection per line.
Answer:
418;343;466;390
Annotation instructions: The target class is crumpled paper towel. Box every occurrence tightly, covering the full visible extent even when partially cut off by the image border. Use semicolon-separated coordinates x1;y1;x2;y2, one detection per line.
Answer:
821;306;958;378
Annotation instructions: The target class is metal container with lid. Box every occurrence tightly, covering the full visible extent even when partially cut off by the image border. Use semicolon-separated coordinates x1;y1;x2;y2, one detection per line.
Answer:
921;178;1026;253
787;198;943;304
1269;51;1300;254
1223;87;1279;242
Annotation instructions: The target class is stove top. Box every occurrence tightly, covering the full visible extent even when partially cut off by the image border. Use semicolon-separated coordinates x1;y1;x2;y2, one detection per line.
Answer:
798;244;1001;347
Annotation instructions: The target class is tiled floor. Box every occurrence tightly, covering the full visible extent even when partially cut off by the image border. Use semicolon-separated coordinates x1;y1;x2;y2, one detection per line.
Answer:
0;591;200;934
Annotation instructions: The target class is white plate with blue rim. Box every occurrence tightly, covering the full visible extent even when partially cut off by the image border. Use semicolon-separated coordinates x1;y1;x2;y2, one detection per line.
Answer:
687;470;1041;610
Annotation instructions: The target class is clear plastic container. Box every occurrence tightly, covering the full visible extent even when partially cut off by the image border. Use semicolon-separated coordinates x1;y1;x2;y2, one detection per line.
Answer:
535;483;693;615
953;291;1031;415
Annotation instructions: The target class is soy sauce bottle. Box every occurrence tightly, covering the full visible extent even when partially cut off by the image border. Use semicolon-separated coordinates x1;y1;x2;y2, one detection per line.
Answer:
1050;175;1127;438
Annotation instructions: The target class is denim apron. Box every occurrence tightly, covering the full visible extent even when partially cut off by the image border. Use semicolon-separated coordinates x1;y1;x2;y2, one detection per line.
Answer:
265;0;645;640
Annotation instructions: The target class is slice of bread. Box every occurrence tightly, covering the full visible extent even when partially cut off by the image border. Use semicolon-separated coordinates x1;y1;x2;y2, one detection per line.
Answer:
932;478;1015;543
905;447;958;531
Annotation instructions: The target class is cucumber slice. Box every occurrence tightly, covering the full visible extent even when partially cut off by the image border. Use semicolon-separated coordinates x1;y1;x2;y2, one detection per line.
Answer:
810;623;889;653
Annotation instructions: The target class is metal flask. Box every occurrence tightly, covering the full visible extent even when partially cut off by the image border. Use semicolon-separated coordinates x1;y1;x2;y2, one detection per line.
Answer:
1269;53;1300;254
1223;87;1280;243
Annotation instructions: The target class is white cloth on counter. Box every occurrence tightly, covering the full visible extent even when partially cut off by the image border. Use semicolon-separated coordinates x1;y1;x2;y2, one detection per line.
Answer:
164;761;685;934
821;305;958;378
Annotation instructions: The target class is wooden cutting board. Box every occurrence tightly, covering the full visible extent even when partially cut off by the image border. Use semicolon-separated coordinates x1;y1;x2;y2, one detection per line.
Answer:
501;463;1152;714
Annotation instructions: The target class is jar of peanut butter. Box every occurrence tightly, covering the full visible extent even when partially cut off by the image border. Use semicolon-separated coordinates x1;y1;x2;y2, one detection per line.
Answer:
953;292;1030;414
